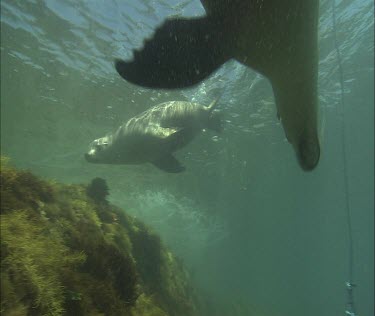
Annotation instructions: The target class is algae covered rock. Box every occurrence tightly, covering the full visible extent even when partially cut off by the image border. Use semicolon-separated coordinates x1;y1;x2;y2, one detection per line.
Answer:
86;177;109;204
0;158;201;316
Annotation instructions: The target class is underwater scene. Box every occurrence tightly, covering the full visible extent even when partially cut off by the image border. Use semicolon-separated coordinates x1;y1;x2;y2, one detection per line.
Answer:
0;0;373;316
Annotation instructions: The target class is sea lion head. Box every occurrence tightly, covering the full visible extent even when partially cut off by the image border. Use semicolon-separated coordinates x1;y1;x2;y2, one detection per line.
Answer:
84;136;111;163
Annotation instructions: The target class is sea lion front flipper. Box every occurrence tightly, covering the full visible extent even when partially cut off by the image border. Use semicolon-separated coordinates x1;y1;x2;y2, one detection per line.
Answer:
152;154;185;173
115;17;229;89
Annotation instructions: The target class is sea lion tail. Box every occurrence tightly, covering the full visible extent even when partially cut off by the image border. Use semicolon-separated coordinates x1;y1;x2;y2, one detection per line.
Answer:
115;17;230;89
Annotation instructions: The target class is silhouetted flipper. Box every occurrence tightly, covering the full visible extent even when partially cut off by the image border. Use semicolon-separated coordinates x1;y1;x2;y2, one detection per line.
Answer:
152;154;185;173
115;17;229;88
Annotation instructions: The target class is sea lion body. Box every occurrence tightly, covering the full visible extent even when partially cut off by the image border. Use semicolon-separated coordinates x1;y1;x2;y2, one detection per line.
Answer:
115;0;320;171
85;100;221;172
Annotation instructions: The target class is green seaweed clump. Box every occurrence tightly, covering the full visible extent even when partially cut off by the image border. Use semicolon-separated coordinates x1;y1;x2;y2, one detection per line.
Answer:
0;158;202;316
86;177;109;204
0;157;55;214
1;210;85;316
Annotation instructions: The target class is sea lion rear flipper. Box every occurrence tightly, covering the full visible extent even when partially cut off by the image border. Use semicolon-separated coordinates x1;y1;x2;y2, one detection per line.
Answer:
115;17;229;89
152;155;185;173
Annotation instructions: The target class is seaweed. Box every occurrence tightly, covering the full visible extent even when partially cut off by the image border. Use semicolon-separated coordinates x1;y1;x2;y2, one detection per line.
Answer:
130;225;163;293
1;210;85;316
0;157;202;316
0;158;55;214
86;177;109;204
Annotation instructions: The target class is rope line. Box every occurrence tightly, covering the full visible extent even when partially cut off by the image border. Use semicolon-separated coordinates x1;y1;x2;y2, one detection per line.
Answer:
331;1;357;315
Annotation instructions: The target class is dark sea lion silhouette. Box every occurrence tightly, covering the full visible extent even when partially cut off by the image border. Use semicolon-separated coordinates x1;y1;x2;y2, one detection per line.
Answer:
84;99;221;173
115;0;320;171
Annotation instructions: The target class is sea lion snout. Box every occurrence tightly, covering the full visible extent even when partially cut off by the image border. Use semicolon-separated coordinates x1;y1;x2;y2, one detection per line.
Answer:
84;149;101;163
297;136;320;171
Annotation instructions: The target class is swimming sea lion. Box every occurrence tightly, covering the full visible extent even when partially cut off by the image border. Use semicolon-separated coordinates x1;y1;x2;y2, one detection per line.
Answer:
84;99;221;173
115;0;320;171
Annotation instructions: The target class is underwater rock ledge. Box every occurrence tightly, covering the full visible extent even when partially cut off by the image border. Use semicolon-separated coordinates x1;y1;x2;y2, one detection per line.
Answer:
0;157;201;316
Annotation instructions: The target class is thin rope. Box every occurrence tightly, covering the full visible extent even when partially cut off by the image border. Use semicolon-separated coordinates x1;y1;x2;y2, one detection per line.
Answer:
331;1;357;315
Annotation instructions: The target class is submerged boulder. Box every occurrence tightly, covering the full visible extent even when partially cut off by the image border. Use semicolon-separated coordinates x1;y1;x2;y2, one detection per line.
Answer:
0;157;201;316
